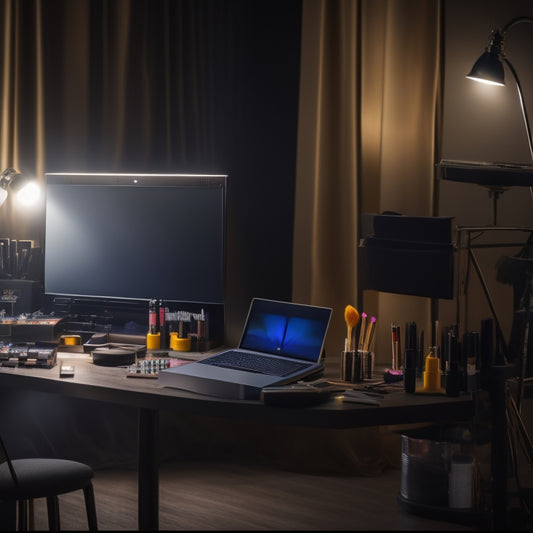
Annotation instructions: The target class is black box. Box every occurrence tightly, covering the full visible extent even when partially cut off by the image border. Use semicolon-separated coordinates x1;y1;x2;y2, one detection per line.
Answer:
0;280;42;315
359;214;455;299
359;238;454;299
361;213;454;243
0;317;65;342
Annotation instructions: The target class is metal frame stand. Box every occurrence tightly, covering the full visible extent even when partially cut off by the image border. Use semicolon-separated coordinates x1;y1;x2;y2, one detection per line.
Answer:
455;225;533;360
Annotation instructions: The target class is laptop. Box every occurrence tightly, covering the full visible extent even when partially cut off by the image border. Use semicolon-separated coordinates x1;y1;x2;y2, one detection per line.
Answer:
158;298;332;400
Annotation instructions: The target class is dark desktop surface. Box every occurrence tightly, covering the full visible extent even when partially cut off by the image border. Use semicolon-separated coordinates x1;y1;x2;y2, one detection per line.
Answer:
0;353;476;434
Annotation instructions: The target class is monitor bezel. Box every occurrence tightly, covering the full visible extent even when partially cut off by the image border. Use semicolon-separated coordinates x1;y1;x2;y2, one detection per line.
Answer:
42;172;228;341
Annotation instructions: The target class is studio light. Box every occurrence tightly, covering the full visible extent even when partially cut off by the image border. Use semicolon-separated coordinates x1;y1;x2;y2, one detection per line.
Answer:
0;168;40;207
0;168;19;207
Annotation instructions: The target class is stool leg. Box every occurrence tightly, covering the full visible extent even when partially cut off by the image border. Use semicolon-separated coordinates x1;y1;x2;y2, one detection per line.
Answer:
83;483;98;531
17;500;27;531
27;500;34;531
46;495;60;531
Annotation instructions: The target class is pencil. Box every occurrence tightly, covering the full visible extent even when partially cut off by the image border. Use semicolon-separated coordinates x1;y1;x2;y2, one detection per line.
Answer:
391;323;400;370
358;312;367;351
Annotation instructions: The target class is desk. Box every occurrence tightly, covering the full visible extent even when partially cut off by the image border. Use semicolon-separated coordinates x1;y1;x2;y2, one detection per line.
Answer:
0;356;474;531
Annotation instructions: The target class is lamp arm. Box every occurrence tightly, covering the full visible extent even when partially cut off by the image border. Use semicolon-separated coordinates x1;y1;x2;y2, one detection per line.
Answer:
496;16;533;165
501;16;533;34
503;57;533;165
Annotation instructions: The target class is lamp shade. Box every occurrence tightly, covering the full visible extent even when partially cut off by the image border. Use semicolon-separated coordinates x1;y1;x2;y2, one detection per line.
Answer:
0;168;16;207
466;50;505;86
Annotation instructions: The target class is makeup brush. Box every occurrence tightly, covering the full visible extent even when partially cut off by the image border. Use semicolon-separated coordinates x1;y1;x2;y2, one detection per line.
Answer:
363;316;377;352
344;305;360;352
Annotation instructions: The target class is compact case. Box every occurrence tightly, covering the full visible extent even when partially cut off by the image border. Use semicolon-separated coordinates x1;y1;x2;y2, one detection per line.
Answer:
90;343;146;367
0;343;57;368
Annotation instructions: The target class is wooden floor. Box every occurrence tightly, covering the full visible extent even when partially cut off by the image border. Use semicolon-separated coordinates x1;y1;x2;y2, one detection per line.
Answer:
30;459;480;531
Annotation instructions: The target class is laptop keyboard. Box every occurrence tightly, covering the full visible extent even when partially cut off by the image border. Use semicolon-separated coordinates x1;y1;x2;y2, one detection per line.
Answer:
199;350;311;377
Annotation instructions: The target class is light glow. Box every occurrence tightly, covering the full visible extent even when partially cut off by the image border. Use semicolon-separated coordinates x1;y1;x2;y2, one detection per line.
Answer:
15;182;41;206
466;75;505;87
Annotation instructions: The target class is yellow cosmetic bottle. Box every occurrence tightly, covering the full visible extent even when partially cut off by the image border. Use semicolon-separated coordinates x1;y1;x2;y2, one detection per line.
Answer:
416;346;445;394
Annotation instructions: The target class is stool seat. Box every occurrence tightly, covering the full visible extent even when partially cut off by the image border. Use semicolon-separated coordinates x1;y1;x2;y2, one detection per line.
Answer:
0;436;97;531
0;458;94;500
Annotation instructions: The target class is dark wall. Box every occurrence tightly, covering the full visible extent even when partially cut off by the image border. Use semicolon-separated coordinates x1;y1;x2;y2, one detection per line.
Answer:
6;0;303;345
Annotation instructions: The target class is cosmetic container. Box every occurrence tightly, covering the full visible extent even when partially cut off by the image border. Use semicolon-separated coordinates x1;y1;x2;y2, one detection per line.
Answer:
170;332;191;352
403;348;417;393
360;350;375;380
445;331;461;397
340;350;362;383
422;346;442;392
449;454;473;509
146;332;161;350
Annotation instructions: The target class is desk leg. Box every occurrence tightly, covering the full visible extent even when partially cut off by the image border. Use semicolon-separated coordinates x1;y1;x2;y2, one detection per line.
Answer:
138;407;159;531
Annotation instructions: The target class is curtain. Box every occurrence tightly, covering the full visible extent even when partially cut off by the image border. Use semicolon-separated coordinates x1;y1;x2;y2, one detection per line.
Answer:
1;0;443;358
293;0;443;363
0;0;305;469
0;0;44;241
0;0;303;346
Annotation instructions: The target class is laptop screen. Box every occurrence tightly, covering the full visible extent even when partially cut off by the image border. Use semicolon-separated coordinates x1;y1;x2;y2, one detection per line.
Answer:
239;298;332;362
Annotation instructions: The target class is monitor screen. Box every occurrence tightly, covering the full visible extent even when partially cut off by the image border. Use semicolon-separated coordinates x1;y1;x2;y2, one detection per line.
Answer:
44;173;227;309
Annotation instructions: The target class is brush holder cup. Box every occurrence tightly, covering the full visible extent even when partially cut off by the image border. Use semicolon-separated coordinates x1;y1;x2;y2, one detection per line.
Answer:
360;350;375;380
340;350;363;383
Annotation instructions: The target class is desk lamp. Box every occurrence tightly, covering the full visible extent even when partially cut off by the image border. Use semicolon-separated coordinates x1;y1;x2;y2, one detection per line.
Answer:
466;16;533;165
465;17;533;353
447;16;532;225
439;18;533;224
0;167;40;207
464;17;533;354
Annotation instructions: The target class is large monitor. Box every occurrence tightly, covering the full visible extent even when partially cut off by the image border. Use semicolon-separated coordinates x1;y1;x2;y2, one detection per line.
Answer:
43;172;227;339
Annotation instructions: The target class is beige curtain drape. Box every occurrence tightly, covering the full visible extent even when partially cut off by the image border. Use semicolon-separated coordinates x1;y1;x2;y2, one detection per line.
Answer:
293;0;443;363
0;0;45;241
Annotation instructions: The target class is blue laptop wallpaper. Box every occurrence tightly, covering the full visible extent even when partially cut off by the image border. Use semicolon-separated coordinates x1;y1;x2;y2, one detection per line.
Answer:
239;306;329;362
